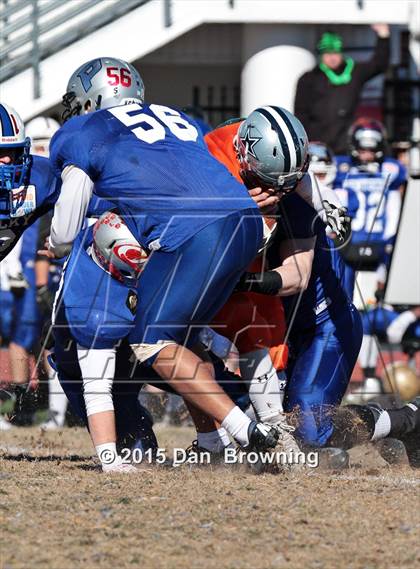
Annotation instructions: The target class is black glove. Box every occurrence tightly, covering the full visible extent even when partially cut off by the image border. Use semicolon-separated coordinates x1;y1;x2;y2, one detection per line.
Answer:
36;285;55;316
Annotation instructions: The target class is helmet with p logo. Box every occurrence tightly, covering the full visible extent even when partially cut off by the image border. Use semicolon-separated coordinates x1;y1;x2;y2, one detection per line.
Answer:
62;57;145;122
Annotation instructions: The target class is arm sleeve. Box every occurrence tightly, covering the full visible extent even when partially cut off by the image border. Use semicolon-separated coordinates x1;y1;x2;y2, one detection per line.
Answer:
77;345;116;417
383;190;402;241
357;37;390;83
49;165;94;257
387;311;417;344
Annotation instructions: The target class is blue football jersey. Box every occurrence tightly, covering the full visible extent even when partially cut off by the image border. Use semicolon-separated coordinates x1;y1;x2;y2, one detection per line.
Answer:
61;226;137;349
333;156;405;246
50;103;256;252
0;155;60;261
269;194;349;328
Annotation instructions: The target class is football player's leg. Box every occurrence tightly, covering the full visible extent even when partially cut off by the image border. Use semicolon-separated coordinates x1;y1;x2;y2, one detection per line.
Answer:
285;304;363;447
358;307;398;382
53;308;157;459
9;266;40;384
342;262;356;300
131;211;278;450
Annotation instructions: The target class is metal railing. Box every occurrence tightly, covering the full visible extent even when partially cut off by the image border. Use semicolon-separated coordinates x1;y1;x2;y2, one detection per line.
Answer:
0;0;154;96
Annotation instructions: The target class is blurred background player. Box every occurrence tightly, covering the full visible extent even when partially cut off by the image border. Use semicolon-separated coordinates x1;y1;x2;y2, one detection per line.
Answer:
333;118;406;301
0;103;60;428
308;141;337;188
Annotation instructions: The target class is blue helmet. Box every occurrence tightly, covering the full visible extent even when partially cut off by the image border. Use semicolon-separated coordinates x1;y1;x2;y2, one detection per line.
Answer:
0;103;31;190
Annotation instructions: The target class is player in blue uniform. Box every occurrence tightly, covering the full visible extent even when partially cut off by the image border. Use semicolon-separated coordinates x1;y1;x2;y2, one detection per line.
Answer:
43;57;279;461
50;212;251;470
0;103;63;427
0;104;60;263
270;195;363;448
233;114;420;467
333;118;406;299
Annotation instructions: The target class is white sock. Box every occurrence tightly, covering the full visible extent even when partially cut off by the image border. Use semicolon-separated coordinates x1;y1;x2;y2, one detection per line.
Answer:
240;348;284;421
221;406;252;447
371;411;391;441
197;428;231;452
358;335;379;370
48;372;67;425
95;442;122;471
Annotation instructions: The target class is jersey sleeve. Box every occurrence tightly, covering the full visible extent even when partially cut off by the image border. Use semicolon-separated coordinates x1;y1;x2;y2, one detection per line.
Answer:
277;194;318;240
49;117;98;180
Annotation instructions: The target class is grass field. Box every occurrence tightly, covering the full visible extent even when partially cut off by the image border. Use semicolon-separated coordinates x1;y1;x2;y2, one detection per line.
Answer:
1;424;419;569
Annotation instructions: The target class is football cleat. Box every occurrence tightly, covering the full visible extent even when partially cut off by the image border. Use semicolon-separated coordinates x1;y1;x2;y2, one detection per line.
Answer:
398;397;420;468
265;412;303;469
0;415;13;431
183;440;232;467
40;411;65;431
376;438;407;465
246;421;279;452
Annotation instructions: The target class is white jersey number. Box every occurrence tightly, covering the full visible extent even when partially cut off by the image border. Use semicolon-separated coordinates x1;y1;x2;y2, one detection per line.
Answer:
108;103;198;144
351;190;385;234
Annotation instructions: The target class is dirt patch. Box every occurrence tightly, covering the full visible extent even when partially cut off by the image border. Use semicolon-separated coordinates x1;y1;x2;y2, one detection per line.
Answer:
0;426;419;569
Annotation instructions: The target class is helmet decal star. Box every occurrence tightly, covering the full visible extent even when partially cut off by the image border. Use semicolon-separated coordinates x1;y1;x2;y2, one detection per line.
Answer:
242;126;262;160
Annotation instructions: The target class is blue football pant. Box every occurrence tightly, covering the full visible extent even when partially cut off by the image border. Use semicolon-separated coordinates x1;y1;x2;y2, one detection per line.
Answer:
130;209;262;351
11;265;41;351
285;303;363;447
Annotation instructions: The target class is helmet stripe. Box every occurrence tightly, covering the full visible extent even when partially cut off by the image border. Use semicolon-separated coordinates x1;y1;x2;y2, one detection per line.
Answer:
263;106;297;171
272;106;302;168
0;104;15;136
256;107;291;173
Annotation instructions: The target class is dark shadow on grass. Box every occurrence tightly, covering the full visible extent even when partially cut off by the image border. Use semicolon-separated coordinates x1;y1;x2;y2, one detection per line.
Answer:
0;453;92;463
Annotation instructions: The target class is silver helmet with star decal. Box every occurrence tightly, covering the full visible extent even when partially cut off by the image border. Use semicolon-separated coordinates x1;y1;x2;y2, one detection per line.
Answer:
236;106;309;193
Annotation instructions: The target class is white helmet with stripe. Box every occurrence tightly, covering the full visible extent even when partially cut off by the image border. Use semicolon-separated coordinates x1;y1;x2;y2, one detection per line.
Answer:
25;116;60;157
0;102;31;190
236;106;309;193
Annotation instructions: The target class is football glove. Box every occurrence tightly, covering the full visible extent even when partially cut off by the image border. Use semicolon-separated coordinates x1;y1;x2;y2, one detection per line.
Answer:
322;200;351;243
36;285;55;316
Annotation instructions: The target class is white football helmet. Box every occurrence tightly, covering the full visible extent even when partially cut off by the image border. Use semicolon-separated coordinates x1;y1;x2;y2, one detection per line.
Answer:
0;102;31;190
25;116;60;157
62;57;145;122
91;211;148;285
308;141;337;187
236;106;309;193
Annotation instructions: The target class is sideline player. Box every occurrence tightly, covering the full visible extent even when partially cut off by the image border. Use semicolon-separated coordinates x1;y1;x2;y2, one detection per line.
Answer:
333;118;406;299
0;104;61;428
41;57;282;459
